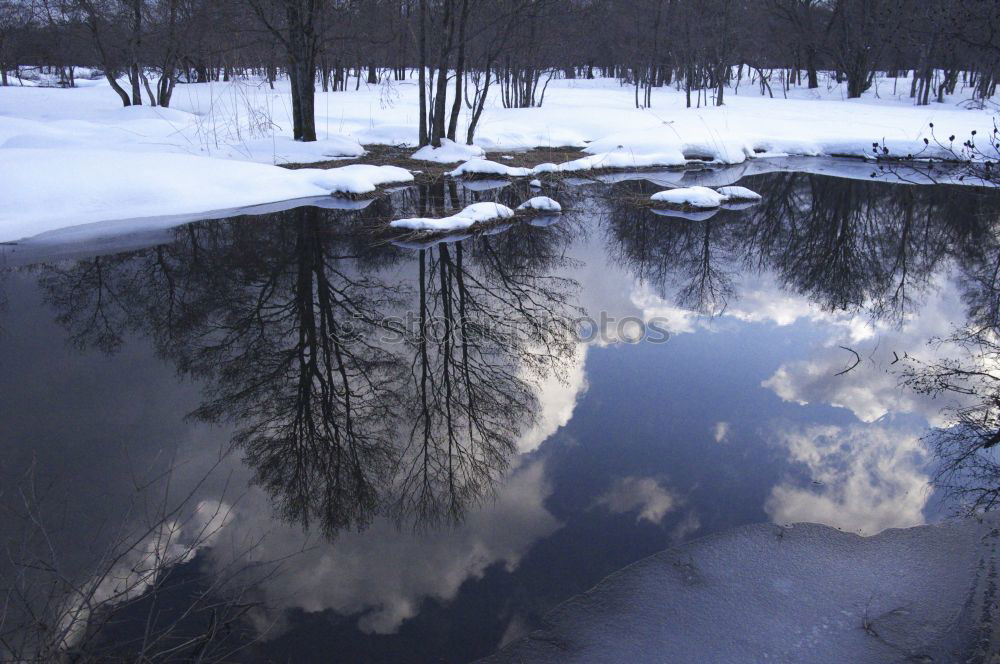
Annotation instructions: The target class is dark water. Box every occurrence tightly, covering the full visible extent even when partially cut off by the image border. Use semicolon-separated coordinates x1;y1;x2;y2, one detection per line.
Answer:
2;170;1000;662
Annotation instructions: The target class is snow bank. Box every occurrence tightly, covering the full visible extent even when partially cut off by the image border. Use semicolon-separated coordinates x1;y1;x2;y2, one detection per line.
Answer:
389;202;515;232
0;149;410;242
448;158;533;178
411;139;485;163
517;197;562;213
487;515;1000;663
650;186;728;208
585;131;752;166
532;149;687;174
254;136;365;163
2;74;995;241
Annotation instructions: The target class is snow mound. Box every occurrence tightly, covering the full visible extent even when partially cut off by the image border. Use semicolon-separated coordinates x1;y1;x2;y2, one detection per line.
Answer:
301;164;413;195
448;158;533;178
517;197;562;213
650;186;728;208
389;202;515;232
529;179;543;188
411;138;486;164
716;185;762;201
650;185;763;210
486;515;1000;663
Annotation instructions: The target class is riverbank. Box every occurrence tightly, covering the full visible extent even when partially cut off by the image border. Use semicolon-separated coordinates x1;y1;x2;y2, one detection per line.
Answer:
1;73;995;242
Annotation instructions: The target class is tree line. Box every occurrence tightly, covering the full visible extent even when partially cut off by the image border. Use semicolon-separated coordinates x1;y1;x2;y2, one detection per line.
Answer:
2;0;999;145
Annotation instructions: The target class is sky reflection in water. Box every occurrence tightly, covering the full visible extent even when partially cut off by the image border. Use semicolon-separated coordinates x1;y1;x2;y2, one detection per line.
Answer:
1;170;998;661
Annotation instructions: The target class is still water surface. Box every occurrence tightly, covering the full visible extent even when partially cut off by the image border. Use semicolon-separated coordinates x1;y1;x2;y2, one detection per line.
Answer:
1;169;998;661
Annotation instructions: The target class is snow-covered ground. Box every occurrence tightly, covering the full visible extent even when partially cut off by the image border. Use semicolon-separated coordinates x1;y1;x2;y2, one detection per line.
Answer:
1;73;995;242
486;514;1000;663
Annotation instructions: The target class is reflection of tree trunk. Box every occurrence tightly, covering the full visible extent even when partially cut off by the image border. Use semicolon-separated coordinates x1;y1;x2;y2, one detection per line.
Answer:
41;200;580;537
417;249;433;506
438;244;458;514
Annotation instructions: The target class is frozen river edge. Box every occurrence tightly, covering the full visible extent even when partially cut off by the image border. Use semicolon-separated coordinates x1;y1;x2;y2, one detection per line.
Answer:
484;515;1000;663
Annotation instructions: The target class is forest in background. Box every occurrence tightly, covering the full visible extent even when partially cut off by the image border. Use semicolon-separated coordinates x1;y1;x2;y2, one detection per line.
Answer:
1;1;999;144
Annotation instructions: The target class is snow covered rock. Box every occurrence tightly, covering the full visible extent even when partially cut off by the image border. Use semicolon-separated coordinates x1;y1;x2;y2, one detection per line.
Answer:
716;185;762;201
389;202;515;232
485;515;1000;664
448;158;533;178
517;197;562;213
650;186;728;209
411;139;485;164
529;179;543;188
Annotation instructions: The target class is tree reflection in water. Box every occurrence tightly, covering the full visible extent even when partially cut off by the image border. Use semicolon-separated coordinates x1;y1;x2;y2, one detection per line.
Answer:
38;185;580;539
605;174;988;322
605;172;1000;515
34;172;1000;526
23;170;1000;659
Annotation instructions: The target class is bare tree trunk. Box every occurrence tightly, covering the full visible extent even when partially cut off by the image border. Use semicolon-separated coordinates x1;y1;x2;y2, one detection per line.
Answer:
128;0;142;105
247;0;320;141
431;0;456;147
418;0;428;146
141;71;157;106
466;69;491;145
806;46;818;88
446;0;469;141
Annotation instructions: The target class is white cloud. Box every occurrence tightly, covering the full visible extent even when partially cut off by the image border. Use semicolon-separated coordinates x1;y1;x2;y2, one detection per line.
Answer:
764;424;931;535
628;273;877;342
517;345;588;453
712;421;730;443
207;459;561;636
670;510;701;544
630;286;700;337
59;499;234;650
761;283;972;427
595;476;678;525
